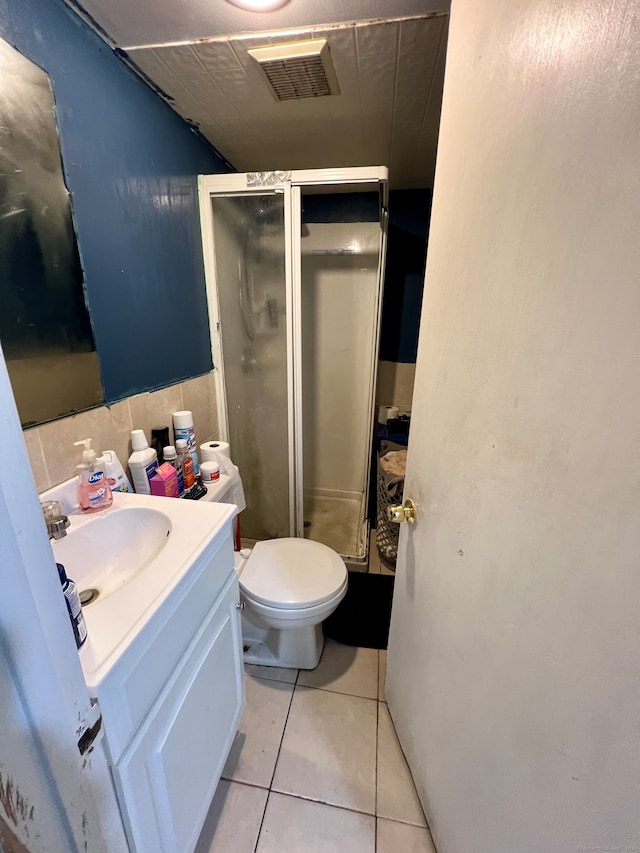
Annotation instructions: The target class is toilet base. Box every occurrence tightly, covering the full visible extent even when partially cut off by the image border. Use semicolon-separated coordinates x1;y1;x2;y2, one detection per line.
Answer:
241;611;324;670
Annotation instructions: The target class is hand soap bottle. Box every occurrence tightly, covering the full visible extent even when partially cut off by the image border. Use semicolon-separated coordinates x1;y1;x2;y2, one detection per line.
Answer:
74;438;113;513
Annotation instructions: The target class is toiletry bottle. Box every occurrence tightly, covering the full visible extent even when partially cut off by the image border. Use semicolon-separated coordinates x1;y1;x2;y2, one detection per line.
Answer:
74;438;113;513
128;429;159;495
176;439;195;491
99;450;133;493
173;410;200;475
57;562;87;649
163;445;185;496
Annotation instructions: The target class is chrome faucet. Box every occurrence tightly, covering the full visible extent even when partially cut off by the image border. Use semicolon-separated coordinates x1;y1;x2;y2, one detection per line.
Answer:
40;500;70;540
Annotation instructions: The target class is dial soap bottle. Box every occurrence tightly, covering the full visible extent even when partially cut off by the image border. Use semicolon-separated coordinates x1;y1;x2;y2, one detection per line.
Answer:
74;438;113;513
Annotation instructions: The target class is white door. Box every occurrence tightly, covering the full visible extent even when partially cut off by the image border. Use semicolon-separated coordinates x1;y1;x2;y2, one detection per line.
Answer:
386;0;640;851
0;348;128;852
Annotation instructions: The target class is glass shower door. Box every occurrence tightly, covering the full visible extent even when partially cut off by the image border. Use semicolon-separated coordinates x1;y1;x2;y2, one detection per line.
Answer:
209;194;291;540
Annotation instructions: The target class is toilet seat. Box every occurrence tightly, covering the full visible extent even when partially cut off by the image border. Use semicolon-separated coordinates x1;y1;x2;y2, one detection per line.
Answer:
239;538;347;610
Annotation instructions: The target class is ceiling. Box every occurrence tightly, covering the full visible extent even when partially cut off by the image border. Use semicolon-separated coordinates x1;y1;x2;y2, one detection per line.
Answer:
66;1;450;189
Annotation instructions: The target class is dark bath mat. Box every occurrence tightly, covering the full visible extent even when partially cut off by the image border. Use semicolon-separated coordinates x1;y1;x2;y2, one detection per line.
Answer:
323;570;395;650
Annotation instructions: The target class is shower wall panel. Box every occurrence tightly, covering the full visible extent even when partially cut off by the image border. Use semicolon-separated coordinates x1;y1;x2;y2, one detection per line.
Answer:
211;195;290;540
301;222;380;498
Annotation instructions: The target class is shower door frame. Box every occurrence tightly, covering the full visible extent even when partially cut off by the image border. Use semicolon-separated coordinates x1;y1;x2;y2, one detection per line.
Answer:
198;166;389;551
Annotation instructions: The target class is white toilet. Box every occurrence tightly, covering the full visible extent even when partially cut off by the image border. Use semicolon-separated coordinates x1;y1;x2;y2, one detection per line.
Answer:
235;538;348;670
200;462;348;670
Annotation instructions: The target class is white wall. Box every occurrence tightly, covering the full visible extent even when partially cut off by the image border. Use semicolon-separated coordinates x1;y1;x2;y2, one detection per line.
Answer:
387;0;640;850
301;222;380;496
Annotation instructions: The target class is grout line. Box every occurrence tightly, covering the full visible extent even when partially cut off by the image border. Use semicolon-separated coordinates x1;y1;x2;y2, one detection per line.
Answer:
292;682;379;702
252;789;271;853
224;778;269;793
375;651;380;852
246;671;298;687
264;788;377;820
266;670;298;791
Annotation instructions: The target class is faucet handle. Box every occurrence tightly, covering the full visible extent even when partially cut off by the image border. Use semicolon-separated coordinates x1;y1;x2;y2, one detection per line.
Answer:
40;500;70;540
41;500;63;522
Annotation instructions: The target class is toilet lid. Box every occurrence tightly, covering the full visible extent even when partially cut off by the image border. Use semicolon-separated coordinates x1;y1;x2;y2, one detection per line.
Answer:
240;538;347;609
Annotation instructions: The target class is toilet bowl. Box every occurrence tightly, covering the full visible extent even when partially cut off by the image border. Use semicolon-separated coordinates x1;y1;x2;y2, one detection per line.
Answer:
235;538;348;669
200;464;348;669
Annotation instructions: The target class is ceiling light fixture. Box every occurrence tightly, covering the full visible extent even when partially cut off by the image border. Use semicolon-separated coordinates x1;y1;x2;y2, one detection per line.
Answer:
225;0;291;11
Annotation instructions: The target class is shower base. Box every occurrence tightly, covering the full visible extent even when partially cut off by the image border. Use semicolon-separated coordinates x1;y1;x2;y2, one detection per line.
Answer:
303;492;366;560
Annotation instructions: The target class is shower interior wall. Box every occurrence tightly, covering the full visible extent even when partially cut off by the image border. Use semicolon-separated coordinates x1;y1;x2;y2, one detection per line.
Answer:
300;220;380;558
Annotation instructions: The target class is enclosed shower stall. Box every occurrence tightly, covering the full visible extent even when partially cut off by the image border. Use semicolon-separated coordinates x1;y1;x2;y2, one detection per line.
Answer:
199;168;388;563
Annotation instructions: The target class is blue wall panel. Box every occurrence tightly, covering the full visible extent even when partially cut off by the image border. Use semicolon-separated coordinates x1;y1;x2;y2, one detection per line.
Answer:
0;0;231;401
380;189;432;363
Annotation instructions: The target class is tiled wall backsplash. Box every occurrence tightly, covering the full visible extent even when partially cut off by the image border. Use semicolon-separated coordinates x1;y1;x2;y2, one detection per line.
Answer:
24;372;219;494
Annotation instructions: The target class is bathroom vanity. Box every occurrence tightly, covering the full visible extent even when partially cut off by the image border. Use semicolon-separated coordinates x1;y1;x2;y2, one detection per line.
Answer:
44;484;244;853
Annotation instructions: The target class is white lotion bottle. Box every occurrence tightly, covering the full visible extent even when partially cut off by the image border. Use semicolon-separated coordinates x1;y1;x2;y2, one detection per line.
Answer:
128;429;158;495
99;450;133;493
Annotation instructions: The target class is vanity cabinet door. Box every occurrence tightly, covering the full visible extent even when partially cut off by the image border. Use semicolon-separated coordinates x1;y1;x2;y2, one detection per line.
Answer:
112;574;244;853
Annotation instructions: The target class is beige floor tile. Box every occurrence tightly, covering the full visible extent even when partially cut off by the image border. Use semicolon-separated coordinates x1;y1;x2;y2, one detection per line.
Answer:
244;663;298;684
222;675;293;788
272;686;377;814
256;792;375;853
298;640;378;699
378;650;387;701
376;818;436;853
377;703;426;826
196;780;267;853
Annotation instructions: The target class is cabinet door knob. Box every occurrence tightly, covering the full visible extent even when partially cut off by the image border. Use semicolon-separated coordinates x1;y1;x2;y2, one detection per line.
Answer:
236;601;244;611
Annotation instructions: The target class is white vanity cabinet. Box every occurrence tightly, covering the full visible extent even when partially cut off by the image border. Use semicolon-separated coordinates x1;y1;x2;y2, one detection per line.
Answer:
86;518;244;853
113;574;243;853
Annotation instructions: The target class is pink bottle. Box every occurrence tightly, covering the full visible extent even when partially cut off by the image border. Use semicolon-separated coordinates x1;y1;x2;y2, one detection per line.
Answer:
74;438;113;513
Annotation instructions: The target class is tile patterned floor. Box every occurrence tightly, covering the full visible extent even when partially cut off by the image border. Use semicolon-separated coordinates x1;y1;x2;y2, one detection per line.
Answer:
196;639;436;853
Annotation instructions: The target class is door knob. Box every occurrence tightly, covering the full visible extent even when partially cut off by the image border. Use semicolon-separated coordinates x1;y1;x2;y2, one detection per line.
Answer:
386;499;416;525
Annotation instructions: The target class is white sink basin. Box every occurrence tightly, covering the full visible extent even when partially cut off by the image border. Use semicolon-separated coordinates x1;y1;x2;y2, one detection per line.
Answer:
52;507;172;603
39;483;237;688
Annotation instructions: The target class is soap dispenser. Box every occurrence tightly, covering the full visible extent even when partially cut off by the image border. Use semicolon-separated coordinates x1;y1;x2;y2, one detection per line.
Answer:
74;438;113;513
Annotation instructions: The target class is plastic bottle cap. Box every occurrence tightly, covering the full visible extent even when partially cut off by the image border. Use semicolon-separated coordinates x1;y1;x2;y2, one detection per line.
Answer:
173;410;194;429
176;439;188;451
74;438;96;465
131;429;149;451
163;445;177;461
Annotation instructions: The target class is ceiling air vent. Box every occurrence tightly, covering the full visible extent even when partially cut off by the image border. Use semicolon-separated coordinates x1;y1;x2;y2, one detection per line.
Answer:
247;39;340;102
